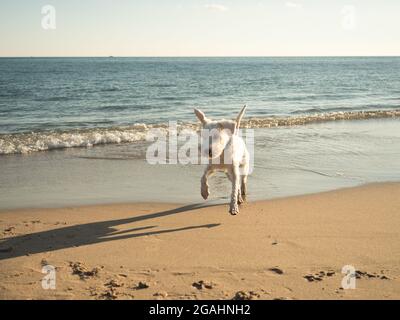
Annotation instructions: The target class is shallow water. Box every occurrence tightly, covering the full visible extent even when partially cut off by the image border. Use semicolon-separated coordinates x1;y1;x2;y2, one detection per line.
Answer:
1;118;399;209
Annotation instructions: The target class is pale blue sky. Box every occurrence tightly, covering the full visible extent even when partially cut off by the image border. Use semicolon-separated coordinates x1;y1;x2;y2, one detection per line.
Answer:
0;0;399;56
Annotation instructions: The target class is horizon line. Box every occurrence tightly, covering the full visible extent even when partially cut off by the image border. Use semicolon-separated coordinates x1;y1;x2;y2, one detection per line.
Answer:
1;55;400;58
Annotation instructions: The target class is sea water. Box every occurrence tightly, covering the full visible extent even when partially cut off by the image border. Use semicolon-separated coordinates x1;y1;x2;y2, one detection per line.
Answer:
0;57;399;208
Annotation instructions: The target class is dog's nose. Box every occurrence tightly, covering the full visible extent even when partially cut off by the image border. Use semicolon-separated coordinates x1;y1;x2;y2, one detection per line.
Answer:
208;149;213;158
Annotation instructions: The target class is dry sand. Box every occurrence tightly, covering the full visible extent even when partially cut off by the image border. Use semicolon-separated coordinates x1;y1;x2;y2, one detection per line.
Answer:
0;183;399;300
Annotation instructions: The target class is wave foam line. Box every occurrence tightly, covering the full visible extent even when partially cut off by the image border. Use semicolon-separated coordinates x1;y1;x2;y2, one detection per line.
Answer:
0;124;156;155
242;109;400;128
1;109;399;155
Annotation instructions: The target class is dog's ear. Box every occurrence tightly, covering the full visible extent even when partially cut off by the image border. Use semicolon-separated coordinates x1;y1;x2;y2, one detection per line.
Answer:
235;105;247;130
194;109;209;125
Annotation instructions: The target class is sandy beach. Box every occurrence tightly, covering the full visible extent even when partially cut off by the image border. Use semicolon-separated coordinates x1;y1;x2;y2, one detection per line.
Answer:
2;0;400;308
0;182;399;300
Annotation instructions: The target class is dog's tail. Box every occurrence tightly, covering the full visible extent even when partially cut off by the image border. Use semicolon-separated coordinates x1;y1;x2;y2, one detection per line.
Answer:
235;104;247;133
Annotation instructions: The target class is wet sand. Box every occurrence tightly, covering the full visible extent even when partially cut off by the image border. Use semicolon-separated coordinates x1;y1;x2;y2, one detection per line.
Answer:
0;183;399;300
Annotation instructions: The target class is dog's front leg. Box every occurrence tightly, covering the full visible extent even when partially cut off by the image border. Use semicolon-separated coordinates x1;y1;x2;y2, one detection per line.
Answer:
201;165;214;200
229;165;241;215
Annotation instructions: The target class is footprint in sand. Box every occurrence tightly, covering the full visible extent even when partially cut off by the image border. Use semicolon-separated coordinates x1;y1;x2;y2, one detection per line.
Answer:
105;279;124;288
232;291;260;300
192;280;215;290
93;279;127;300
70;261;102;280
268;267;284;275
133;281;150;290
355;270;390;280
153;291;168;298
304;270;336;282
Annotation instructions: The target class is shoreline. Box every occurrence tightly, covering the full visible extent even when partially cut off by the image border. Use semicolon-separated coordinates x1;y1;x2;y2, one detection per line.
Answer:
1;182;399;300
0;181;396;213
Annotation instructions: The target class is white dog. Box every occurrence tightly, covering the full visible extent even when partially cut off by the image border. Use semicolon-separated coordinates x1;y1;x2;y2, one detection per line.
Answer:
194;105;250;215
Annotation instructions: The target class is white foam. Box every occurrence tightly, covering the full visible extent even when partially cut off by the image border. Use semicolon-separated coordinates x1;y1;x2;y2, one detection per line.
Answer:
1;110;399;155
0;127;150;155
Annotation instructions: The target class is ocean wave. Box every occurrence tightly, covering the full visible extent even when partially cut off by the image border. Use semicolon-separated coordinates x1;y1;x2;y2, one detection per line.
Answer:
0;124;157;155
1;109;399;155
243;109;400;128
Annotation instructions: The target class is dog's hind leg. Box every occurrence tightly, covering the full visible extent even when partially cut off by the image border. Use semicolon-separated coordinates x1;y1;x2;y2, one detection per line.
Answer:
240;161;249;200
237;188;244;205
240;176;247;201
201;165;215;200
228;165;241;215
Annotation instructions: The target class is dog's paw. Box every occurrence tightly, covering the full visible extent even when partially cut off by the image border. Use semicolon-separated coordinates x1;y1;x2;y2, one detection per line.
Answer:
201;186;209;200
237;194;244;205
229;204;239;215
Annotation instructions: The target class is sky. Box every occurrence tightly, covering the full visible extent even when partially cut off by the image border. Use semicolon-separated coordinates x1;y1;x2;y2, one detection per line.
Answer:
0;0;399;57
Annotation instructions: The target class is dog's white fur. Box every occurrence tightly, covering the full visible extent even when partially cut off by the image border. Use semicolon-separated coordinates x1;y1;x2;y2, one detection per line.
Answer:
194;105;250;215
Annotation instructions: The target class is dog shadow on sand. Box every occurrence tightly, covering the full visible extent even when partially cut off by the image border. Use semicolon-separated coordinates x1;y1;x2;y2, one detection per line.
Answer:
0;203;221;261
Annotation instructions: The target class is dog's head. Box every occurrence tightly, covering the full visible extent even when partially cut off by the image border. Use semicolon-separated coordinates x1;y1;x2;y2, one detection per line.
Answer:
194;105;247;159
